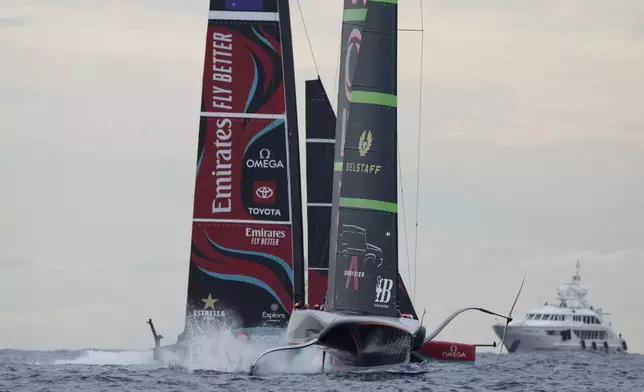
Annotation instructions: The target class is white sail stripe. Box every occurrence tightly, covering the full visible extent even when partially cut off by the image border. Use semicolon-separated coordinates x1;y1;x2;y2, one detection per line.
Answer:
306;138;335;144
308;267;329;271
208;11;279;21
193;218;290;225
200;112;286;120
307;203;332;207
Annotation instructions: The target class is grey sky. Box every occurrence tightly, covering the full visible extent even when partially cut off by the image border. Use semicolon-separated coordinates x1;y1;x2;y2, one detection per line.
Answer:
1;0;643;353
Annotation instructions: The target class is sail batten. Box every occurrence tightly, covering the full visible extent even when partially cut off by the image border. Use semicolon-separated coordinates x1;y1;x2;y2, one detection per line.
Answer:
350;91;397;107
208;11;279;21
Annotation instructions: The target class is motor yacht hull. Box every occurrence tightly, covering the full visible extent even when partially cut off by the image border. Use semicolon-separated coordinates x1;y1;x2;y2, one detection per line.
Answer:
493;323;627;353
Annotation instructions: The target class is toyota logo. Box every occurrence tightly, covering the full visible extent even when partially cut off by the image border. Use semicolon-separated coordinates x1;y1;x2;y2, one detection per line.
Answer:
256;186;273;199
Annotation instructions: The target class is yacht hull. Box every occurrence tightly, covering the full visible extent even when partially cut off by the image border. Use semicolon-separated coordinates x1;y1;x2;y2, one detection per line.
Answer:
413;340;476;363
287;310;422;368
493;323;627;353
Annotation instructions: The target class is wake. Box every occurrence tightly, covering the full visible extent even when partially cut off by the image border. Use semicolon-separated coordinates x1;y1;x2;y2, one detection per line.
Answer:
180;329;324;373
52;330;325;373
54;349;156;366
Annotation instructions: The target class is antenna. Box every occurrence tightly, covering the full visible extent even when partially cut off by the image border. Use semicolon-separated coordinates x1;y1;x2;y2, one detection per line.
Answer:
496;270;527;365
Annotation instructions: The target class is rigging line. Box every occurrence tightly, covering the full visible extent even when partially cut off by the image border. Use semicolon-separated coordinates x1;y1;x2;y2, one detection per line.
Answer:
295;0;320;76
412;0;425;307
397;141;414;300
331;29;342;111
397;11;425;301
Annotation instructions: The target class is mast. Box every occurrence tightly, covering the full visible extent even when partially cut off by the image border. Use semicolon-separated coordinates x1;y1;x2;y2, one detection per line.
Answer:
184;0;304;337
326;0;369;312
305;78;337;305
327;0;399;316
278;0;306;307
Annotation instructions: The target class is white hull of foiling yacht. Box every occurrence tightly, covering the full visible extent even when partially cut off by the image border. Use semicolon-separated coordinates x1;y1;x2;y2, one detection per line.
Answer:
251;309;426;371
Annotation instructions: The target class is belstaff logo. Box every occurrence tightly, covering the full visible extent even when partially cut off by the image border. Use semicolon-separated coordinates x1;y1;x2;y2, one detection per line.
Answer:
344;130;381;175
359;130;372;157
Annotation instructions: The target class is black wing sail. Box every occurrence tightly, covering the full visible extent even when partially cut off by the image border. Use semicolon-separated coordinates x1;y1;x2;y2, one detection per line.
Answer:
397;274;418;319
325;0;369;311
305;78;336;306
327;0;399;316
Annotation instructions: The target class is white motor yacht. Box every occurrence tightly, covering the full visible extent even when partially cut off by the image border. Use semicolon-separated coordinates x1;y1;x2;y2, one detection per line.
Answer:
493;262;628;353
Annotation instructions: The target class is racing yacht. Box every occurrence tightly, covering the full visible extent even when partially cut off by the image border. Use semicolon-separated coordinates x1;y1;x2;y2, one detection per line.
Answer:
493;262;628;353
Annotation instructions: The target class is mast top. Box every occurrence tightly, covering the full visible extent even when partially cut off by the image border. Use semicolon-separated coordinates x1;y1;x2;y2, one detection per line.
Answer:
573;260;581;282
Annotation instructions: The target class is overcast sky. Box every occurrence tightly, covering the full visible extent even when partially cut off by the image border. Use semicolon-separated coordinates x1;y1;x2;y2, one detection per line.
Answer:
1;0;643;353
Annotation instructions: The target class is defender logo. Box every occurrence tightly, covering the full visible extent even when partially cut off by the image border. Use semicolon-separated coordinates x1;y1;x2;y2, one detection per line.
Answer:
374;276;393;305
359;130;372;157
344;255;364;291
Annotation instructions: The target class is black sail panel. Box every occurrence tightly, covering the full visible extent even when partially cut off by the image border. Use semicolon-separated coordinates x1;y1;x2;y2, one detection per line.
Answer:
326;0;369;313
329;0;399;316
184;0;304;341
397;274;418;319
305;78;337;305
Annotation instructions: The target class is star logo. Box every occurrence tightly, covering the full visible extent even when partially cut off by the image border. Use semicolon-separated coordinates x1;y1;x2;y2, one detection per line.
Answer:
202;293;218;309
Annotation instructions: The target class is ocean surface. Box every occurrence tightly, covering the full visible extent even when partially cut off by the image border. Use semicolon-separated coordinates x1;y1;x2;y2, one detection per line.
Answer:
1;347;642;392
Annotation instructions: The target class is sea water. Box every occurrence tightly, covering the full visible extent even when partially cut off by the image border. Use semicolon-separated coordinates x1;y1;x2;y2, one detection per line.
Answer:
1;345;642;392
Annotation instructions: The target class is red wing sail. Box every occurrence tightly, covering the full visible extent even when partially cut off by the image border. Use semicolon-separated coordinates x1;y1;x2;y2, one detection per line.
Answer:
185;0;304;337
